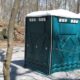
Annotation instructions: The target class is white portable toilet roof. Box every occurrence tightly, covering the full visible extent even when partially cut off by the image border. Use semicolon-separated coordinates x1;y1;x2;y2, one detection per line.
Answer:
27;9;80;18
78;13;80;17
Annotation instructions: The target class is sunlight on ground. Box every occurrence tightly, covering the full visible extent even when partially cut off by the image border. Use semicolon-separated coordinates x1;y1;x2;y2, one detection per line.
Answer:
0;47;80;80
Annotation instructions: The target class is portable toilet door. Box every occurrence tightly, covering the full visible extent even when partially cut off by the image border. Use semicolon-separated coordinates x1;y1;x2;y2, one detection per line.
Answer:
25;16;52;74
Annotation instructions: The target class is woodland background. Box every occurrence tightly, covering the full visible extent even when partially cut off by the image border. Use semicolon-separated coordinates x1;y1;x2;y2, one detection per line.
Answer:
0;0;80;26
0;0;80;45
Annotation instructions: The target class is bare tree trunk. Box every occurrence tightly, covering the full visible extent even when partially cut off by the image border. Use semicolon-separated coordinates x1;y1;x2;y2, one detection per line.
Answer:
46;0;47;10
77;0;80;13
3;0;20;80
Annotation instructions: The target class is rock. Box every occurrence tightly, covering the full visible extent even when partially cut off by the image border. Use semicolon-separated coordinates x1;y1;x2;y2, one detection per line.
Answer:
2;28;8;39
14;27;24;42
0;28;8;40
0;32;4;40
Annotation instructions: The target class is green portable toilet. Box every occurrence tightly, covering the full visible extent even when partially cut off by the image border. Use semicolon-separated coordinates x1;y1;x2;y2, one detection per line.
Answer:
25;9;80;74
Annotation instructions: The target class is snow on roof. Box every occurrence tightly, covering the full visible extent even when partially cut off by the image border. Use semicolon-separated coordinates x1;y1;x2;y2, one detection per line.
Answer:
78;13;80;17
27;9;79;18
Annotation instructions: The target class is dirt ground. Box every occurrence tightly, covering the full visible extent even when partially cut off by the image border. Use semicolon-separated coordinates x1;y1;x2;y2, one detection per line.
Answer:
0;40;24;48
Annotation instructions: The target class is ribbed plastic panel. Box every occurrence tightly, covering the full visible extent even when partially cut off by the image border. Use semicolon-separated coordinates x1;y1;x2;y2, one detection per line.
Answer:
51;16;80;73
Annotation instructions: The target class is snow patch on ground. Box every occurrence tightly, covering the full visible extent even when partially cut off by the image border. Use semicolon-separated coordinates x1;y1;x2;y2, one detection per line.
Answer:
0;47;80;80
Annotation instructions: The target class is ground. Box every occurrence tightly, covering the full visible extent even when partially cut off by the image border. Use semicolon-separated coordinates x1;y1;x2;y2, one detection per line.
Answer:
0;40;24;48
0;44;80;80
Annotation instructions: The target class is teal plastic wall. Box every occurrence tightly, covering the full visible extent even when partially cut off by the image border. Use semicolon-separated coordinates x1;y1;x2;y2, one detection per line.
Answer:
51;16;80;73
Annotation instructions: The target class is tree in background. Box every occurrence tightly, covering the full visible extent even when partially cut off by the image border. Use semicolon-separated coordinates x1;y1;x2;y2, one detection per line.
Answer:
3;0;21;80
0;0;80;26
77;0;80;13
